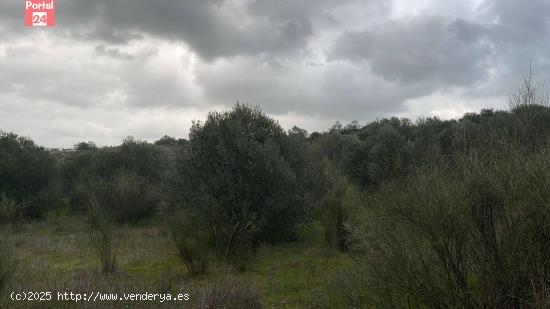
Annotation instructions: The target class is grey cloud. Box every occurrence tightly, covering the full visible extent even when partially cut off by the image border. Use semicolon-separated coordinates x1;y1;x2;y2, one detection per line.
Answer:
94;45;134;60
481;0;550;79
55;0;316;60
1;0;370;60
194;57;433;121
0;35;198;110
330;16;493;86
484;0;550;40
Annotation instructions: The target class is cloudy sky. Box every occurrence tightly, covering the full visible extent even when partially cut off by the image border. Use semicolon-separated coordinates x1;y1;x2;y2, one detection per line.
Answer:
1;0;549;148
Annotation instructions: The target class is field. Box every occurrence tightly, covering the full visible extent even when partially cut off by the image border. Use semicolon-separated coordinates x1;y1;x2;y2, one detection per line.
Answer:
2;217;349;308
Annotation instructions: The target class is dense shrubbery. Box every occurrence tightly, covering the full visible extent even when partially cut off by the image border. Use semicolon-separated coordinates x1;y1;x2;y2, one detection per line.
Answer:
60;137;169;223
311;103;550;192
344;141;550;308
0;132;55;218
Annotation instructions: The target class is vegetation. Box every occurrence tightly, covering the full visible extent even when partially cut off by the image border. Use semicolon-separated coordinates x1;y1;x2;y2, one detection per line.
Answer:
199;276;262;309
167;208;210;275
335;143;550;307
60;137;168;223
0;131;55;218
0;238;15;295
0;196;22;231
1;72;550;307
171;104;322;261
88;198;117;273
319;161;360;251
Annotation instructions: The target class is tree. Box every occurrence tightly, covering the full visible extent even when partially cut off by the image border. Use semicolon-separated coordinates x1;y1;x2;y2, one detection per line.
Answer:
329;121;343;133
342;123;414;188
75;141;97;151
173;104;322;251
507;65;550;150
288;126;308;138
344;120;361;133
0;131;55;218
507;65;549;111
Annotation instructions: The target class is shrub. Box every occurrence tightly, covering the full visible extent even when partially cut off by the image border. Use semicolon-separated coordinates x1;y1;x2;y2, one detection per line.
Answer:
507;66;550;150
319;162;361;251
0;196;22;230
200;276;262;309
73;172;160;224
59;138;169;222
45;197;71;232
88;198;116;273
348;142;550;308
110;171;160;223
167;208;210;275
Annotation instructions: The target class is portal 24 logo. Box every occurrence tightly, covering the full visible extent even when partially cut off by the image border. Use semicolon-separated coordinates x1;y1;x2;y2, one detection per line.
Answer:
25;0;55;27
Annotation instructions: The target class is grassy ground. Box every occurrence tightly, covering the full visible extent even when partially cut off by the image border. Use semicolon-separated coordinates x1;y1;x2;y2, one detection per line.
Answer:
0;216;350;308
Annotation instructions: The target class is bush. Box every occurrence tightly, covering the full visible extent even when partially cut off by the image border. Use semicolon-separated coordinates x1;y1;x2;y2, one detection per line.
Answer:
319;162;361;251
59;137;169;222
507;66;550;150
71;171;161;224
45;197;71;232
88;198;116;273
348;142;550;308
200;276;262;309
168;208;210;275
110;171;160;223
0;196;22;230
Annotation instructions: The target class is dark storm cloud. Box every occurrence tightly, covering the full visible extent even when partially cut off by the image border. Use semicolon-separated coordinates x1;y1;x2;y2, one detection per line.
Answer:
55;0;318;60
0;0;373;59
0;0;313;59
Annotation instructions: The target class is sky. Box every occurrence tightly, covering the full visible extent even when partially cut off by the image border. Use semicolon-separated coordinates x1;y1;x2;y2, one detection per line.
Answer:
1;0;549;148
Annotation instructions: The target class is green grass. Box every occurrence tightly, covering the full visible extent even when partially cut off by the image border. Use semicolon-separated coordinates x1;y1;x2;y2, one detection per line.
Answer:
0;218;350;308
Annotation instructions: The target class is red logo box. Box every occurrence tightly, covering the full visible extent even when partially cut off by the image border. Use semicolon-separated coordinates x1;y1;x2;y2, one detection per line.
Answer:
25;0;55;27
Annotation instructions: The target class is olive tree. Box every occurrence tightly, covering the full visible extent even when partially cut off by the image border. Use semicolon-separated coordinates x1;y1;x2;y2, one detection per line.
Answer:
172;104;321;257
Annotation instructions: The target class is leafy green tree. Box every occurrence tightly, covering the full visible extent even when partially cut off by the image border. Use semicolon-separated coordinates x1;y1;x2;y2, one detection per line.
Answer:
173;104;322;251
0;132;55;218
